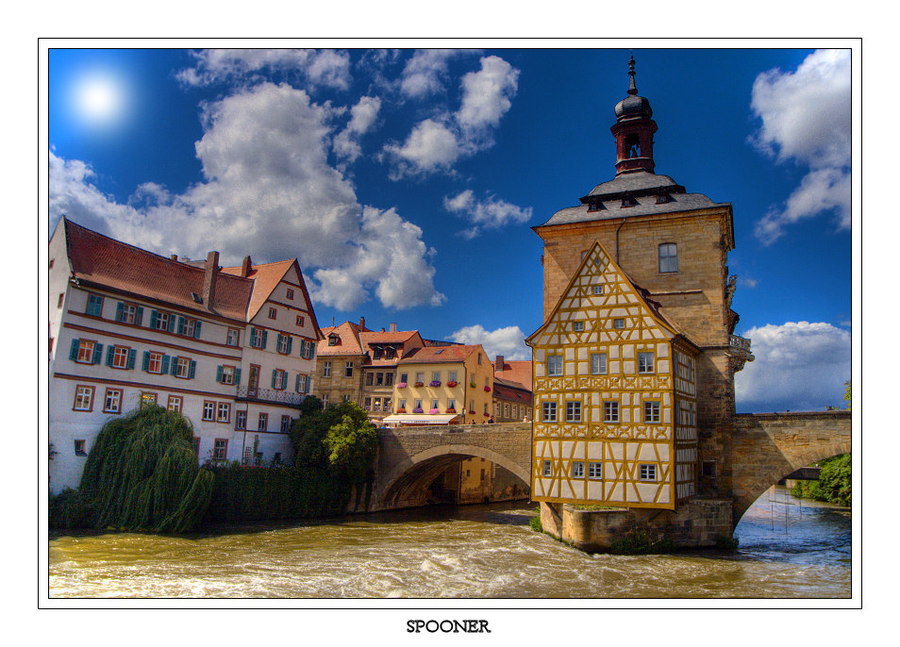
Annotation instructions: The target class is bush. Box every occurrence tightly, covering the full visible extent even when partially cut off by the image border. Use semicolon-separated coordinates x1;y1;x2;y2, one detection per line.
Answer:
529;515;543;533
49;488;96;530
609;529;675;555
790;454;851;507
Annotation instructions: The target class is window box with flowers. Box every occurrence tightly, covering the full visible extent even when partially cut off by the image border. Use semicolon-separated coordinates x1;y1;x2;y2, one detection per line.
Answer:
468;410;476;415
429;408;441;414
470;381;477;388
447;381;458;387
430;380;441;387
484;386;491;392
396;408;406;413
412;407;424;413
397;382;408;388
483;412;490;417
415;381;424;387
446;408;457;414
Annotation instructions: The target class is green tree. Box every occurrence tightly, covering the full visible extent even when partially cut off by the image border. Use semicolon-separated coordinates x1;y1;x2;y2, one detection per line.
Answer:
843;380;851;411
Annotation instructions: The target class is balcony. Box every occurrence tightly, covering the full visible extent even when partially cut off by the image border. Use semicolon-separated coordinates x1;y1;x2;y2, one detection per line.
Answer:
236;386;307;408
728;335;754;372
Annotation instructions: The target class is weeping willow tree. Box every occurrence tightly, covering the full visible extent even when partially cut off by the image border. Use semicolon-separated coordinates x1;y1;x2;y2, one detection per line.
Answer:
79;405;214;533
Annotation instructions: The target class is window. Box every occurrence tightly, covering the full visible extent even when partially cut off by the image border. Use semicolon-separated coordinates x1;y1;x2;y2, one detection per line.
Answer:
57;293;64;308
415;372;425;384
572;461;584;478
592;285;603;296
659;243;678;273
296;315;304;327
140;392;157;408
258;413;268;431
328;334;339;346
432;371;441;383
638;351;654;374
373;397;381;412
321;394;328;406
175;356;193;379
116;302;142;325
344;361;354;378
150;310;173;332
217;402;231;423
375;372;384;386
565;401;582;423
588;462;603;480
613;318;625;329
364;396;372;410
213;439;228;462
448;370;457;383
73;385;94;411
103;388;122;414
281;415;292;433
383;397;392;411
542;460;552;477
590;352;607;375
300;339;315;359
268;307;277;320
226;328;241;346
573;321;584;332
639;464;657;481
399;373;408;385
146;351;165;374
109;345;132;369
385;373;394;386
295;373;309;393
74;440;87;456
414;399;423;411
702;461;716;478
73;339;97;364
272;369;287;390
542;401;557;422
86;294;104;316
218;365;237;385
447;398;456;411
603;401;619;423
202;401;216;421
431;399;439;411
398;399;406;411
167;395;183;413
235;410;247;430
547;355;563;376
250;327;268;349
277;334;292;354
286;288;295;300
323;361;332;377
644;401;661;423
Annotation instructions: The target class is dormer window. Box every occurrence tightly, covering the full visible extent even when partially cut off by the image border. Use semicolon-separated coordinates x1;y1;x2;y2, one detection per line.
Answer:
621;194;638;208
328;334;340;346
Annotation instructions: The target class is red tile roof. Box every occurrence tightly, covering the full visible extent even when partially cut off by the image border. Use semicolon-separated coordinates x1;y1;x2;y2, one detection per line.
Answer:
494;360;532;391
493;378;533;404
316;321;367;356
398;344;481;364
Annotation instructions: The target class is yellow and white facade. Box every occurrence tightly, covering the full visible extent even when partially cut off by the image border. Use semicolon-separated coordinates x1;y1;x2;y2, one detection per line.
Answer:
527;240;698;509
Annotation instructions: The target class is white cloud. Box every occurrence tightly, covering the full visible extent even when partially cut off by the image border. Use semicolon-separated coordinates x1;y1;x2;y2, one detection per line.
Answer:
449;324;530;361
385;54;520;179
49;82;443;312
443;189;532;238
734;321;851;412
749;49;851;244
177;49;352;90
399;50;462;98
333;95;382;163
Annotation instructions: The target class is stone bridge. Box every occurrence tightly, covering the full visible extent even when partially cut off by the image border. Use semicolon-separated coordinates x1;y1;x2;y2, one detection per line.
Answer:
372;422;532;510
729;411;852;523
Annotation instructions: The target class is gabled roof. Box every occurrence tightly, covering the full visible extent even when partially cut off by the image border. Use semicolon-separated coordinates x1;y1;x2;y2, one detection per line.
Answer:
526;239;696;349
221;259;293;320
316;320;367;356
398;344;481;364
494;360;533;391
61;217;253;321
359;329;424;367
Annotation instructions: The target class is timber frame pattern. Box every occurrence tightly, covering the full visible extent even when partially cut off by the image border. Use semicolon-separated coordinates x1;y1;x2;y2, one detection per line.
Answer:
527;240;699;509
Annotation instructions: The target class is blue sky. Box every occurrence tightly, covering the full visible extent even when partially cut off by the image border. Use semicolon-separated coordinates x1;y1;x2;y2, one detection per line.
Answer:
47;46;853;413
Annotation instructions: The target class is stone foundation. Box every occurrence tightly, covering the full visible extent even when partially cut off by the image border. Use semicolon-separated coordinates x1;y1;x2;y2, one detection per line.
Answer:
539;497;733;552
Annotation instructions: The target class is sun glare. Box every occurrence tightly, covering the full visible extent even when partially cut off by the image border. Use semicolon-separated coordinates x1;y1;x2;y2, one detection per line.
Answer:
73;72;127;126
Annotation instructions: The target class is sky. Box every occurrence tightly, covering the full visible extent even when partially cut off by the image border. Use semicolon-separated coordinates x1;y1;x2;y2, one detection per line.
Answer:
46;45;854;413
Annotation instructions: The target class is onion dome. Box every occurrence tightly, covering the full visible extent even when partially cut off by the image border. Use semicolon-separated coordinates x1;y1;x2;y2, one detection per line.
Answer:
614;55;652;120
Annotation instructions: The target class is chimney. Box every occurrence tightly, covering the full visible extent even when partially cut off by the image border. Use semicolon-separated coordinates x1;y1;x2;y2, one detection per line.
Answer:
170;254;178;261
495;355;505;372
389;322;397;332
359;316;366;329
203;251;219;309
240;255;252;278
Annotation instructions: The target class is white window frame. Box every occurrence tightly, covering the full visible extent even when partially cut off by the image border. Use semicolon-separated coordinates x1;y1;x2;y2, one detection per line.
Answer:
344;361;353;377
167;395;183;413
547;355;563;376
323;361;332;377
112;345;130;369
572;461;584;478
644;400;661;423
175;356;192;379
638;351;655;374
639;464;657;482
103;388;122;413
73;385;93;411
542;401;557;422
588;462;603;480
226;328;241;346
590;352;607;375
542;460;552;477
202;401;216;421
216;402;231;423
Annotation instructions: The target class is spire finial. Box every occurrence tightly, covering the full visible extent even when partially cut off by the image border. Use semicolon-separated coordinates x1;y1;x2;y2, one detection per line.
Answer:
627;54;638;96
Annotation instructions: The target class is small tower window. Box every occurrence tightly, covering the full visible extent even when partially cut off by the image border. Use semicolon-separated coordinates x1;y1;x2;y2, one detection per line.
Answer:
625;133;641;158
659;243;678;273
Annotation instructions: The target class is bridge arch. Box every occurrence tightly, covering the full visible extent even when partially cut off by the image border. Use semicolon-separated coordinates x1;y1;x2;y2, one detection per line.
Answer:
378;443;531;509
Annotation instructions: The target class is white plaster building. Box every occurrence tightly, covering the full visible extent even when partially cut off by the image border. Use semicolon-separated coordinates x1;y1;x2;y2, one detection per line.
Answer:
48;218;323;493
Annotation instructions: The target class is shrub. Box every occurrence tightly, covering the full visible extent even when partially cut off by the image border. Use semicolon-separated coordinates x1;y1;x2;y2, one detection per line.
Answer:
609;529;675;555
529;515;543;533
49;488;96;530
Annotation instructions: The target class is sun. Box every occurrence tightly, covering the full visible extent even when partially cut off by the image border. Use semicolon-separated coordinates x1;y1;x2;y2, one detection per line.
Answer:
73;71;127;126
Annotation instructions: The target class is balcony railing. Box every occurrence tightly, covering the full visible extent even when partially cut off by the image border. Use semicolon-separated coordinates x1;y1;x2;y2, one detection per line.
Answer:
729;335;752;351
236;386;307;407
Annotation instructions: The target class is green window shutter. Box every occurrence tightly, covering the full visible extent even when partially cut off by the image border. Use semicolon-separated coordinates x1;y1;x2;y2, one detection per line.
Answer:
299;339;306;357
188;360;196;379
142;351;150;372
150;310;159;329
250;327;257;347
287;336;293;354
194;321;202;339
92;343;103;364
177;316;185;335
295;373;301;392
261;330;268;349
167;315;176;333
127;349;136;369
69;339;80;361
161;355;171;374
135;307;144;326
105;345;115;367
234;368;241;385
216;365;223;383
115;302;124;322
271;369;277;389
171;357;179;376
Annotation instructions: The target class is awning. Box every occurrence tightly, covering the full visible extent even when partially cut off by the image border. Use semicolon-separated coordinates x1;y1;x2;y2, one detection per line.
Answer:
381;414;460;425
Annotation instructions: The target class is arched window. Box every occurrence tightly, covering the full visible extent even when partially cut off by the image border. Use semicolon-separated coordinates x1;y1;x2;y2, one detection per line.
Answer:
659;243;678;273
625;134;641;158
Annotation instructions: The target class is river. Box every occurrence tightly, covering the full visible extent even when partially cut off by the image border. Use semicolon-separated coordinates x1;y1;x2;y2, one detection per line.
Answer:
48;486;850;599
